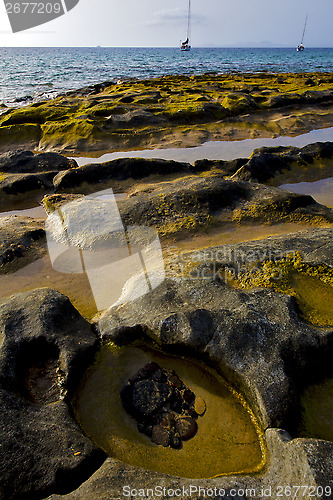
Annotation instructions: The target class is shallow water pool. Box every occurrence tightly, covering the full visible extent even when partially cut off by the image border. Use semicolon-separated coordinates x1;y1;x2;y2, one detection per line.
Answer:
280;177;333;207
73;343;265;478
72;127;333;166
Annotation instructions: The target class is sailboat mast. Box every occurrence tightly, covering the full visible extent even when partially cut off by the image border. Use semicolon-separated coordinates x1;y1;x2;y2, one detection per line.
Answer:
301;13;308;44
187;0;191;42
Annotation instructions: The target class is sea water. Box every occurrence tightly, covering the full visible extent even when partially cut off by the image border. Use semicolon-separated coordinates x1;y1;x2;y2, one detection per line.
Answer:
1;46;333;105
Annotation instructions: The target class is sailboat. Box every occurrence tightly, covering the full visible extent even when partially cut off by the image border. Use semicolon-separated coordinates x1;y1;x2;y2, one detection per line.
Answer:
297;14;308;51
181;0;191;51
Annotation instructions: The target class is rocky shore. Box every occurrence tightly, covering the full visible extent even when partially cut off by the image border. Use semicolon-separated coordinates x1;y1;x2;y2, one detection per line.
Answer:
0;72;333;154
0;72;333;499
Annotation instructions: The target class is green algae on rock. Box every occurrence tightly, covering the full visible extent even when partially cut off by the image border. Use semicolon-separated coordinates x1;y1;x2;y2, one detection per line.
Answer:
1;72;333;153
47;172;333;239
220;252;333;327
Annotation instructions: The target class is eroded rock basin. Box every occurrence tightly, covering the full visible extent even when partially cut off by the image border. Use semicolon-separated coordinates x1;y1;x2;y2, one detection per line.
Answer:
299;378;333;442
73;342;265;479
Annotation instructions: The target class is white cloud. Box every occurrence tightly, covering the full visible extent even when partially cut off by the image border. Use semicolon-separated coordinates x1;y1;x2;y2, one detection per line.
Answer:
147;8;208;27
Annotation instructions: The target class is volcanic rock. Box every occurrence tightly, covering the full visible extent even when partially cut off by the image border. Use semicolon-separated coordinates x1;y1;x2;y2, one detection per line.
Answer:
120;363;204;448
0;288;104;500
0;216;46;273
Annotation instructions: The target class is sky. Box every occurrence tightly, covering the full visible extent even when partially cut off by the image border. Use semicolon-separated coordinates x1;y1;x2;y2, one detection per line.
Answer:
0;0;333;48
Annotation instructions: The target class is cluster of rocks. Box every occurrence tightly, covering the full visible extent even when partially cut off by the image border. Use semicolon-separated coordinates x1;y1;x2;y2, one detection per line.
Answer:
121;362;206;448
1;140;333;212
0;150;77;209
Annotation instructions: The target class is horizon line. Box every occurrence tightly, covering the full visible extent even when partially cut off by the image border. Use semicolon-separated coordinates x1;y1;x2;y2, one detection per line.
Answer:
1;45;333;49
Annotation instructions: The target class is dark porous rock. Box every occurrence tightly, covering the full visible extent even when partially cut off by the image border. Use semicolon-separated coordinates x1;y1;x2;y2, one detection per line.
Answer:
14;95;33;103
53;157;192;192
0;171;54;198
99;228;333;432
0;150;77;174
151;424;170;447
0;288;105;500
193;157;248;175
121;363;203;448
231;141;333;183
117;175;333;235
0;150;78;208
46;172;333;242
0;216;46;273
43;229;333;498
122;379;173;417
175;416;198;440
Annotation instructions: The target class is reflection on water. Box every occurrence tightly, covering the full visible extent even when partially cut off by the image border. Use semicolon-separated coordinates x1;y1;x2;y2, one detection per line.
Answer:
0;255;98;320
73;343;265;478
72;127;333;166
0;223;321;320
280;177;333;207
0;206;46;219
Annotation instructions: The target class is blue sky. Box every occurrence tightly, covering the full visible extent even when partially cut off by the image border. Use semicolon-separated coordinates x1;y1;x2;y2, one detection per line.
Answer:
0;0;332;47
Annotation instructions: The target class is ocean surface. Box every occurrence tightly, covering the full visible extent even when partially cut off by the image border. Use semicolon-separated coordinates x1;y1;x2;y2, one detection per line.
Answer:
1;47;333;105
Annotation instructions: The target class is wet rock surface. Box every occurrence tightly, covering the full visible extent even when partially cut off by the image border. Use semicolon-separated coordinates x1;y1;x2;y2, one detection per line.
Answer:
0;288;105;500
0;150;77;174
46;429;333;500
53;157;192;192
98;228;333;431
45;174;333;240
0;228;331;498
121;362;204;448
231;141;333;184
44;228;333;498
0;216;46;273
0;150;78;208
1;72;333;153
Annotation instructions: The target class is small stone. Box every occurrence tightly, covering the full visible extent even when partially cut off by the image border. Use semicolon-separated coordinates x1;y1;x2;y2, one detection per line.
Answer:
169;432;182;449
151;425;170;447
175;416;198;440
166;371;183;389
194;396;206;416
136;362;159;380
124;380;172;417
159;412;174;430
137;420;153;437
151;369;167;383
183;388;195;403
169;390;183;412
